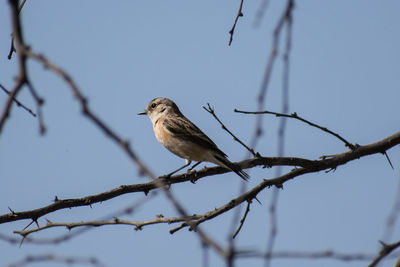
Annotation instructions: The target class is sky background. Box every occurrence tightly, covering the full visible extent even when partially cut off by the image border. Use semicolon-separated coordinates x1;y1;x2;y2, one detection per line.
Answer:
1;0;400;267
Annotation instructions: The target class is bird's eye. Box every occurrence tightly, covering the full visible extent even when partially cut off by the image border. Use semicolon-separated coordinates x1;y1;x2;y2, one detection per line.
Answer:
151;103;157;109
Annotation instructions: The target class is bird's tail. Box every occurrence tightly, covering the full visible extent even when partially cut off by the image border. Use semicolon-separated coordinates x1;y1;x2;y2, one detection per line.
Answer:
213;154;249;181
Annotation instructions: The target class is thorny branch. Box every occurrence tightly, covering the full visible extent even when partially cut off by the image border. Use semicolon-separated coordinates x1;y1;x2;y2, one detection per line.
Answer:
14;215;202;237
2;131;400;226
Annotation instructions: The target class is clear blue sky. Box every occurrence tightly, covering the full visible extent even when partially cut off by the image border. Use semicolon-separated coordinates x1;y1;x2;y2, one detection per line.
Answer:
1;1;400;266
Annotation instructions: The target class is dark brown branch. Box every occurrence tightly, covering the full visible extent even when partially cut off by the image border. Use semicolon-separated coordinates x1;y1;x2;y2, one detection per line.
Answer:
1;131;399;225
232;200;251;238
369;240;400;267
169;131;400;233
7;0;27;60
235;109;356;150
0;82;36;117
1;0;28;134
14;215;202;237
228;0;244;46
203;103;257;157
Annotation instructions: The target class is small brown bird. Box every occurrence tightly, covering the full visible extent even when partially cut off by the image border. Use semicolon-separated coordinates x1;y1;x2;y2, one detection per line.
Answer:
138;97;249;180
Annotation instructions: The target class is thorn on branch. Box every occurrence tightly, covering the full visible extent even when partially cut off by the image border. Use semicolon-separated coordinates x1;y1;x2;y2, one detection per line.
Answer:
383;151;394;170
8;206;15;214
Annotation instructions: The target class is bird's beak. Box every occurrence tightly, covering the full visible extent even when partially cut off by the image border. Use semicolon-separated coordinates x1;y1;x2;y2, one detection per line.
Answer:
138;111;147;115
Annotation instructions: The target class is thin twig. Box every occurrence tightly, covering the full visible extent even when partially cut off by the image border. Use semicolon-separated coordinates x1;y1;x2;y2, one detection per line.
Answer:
253;0;270;28
249;0;295;152
238;249;400;262
265;6;293;266
26;81;45;134
235;109;356;150
228;0;244;46
0;82;36;117
232;200;251;238
203;103;256;157
14;215;202;237
6;254;106;267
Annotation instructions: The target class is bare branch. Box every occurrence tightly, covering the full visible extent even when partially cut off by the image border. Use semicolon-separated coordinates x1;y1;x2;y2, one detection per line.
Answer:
26;81;45;134
250;0;295;151
253;0;270;28
168;132;400;234
1;0;28;134
235;109;356;150
265;5;293;265
0;82;36;117
228;0;244;46
369;240;400;267
1;131;399;226
232;200;251;238
238;249;400;262
203;103;257;157
14;215;202;238
6;254;106;267
7;0;27;60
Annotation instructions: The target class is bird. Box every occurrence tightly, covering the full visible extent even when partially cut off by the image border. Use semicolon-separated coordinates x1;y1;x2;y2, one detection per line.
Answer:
138;97;249;180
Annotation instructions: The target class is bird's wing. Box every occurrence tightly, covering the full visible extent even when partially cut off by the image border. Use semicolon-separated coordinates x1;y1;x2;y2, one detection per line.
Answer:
163;116;227;157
